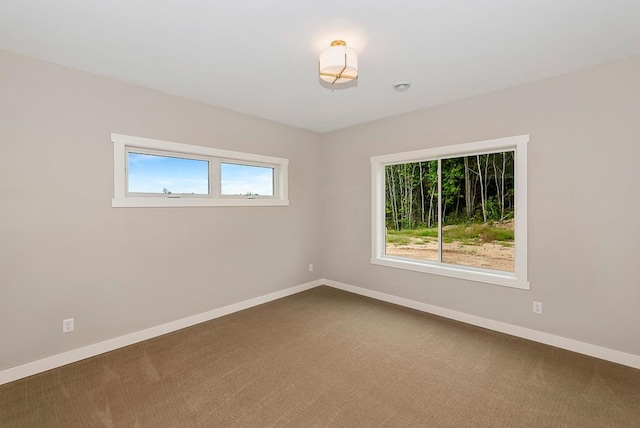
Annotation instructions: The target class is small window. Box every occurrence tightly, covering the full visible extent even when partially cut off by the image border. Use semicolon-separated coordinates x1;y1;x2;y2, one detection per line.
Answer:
127;150;210;196
221;162;274;197
371;135;528;289
112;134;289;207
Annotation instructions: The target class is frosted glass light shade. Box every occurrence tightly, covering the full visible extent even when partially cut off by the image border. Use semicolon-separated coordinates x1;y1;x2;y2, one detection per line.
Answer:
318;40;358;84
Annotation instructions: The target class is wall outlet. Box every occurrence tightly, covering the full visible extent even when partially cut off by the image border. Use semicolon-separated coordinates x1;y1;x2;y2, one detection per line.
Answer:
533;301;543;315
308;264;314;272
62;318;74;333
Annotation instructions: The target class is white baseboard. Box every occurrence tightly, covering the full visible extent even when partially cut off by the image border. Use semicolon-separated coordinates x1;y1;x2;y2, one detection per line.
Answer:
0;279;324;386
323;279;640;370
3;277;637;386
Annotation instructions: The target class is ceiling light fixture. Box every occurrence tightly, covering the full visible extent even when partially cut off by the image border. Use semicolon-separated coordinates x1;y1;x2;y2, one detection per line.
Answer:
318;40;358;85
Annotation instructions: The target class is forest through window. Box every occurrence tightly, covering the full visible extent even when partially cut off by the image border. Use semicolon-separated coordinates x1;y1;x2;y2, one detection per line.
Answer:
385;151;515;272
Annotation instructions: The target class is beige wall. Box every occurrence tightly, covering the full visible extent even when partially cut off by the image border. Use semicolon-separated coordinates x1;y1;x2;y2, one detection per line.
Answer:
0;50;323;370
321;56;640;356
2;48;639;372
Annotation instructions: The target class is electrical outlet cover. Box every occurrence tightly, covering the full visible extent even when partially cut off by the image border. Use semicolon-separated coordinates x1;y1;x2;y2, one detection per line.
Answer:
533;301;543;315
63;318;75;333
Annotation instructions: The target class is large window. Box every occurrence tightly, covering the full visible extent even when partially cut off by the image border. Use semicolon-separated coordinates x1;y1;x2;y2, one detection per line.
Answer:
371;135;528;289
112;134;288;207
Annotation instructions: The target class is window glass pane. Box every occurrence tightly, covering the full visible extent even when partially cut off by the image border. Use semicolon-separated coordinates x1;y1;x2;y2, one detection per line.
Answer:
441;152;515;272
221;163;274;196
127;152;209;195
384;161;439;261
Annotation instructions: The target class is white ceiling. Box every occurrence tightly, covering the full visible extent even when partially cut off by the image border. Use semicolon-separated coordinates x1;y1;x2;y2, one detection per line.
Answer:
1;1;640;133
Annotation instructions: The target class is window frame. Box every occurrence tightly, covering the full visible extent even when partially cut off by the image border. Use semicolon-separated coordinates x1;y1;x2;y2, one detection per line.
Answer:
112;134;289;207
370;135;529;290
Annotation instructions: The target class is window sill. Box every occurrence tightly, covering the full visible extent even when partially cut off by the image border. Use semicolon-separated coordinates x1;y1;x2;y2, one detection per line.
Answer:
112;198;289;208
371;256;530;290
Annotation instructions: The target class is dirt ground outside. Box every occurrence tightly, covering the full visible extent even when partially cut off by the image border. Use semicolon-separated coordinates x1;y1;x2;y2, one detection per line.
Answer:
385;238;515;272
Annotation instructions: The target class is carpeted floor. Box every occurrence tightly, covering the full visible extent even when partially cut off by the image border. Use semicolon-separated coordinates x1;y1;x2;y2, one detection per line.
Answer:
1;286;639;427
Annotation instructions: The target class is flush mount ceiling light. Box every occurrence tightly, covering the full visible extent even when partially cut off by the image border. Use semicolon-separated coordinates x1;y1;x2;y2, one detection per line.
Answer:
318;40;358;85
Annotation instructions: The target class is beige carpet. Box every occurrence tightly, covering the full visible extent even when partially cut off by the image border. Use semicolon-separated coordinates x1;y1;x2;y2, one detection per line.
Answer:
1;286;639;427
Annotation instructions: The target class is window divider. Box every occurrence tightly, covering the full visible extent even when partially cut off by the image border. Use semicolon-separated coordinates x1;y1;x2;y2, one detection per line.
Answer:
211;158;221;199
437;158;443;263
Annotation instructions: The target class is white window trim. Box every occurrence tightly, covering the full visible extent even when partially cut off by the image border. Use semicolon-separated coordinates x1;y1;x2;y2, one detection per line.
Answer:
370;134;529;290
112;134;289;207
